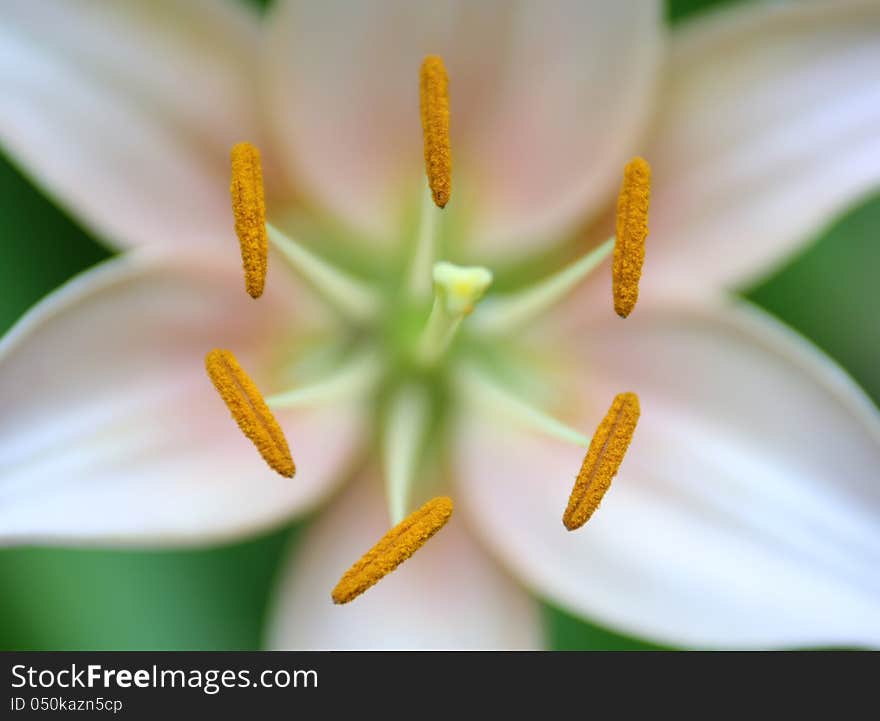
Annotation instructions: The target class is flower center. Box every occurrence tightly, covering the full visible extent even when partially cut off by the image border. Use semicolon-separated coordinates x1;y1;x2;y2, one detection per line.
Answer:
209;55;652;604
414;261;493;366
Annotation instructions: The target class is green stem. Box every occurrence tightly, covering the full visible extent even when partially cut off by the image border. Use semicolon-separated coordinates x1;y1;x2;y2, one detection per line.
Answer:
475;237;614;334
267;223;381;323
383;385;431;524
407;184;440;300
455;364;589;447
266;348;382;408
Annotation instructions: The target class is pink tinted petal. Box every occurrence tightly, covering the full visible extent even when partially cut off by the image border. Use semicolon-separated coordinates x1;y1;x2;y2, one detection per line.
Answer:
0;251;365;545
0;0;264;250
267;470;543;649
465;1;661;257
644;0;880;298
264;0;661;256
455;301;880;648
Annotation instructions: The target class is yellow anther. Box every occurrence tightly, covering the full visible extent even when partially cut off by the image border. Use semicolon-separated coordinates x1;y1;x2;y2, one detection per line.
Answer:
230;142;268;299
205;349;295;478
563;392;640;531
613;157;651;318
332;496;454;604
419;55;452;209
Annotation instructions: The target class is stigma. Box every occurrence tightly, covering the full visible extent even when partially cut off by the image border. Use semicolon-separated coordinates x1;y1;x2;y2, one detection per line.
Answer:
563;392;640;530
205;349;295;478
332;497;454;604
420;55;452;209
230;142;268;299
432;262;493;316
613;157;651;318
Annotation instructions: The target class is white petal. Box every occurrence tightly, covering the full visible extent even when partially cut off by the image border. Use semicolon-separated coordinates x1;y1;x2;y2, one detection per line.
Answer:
264;0;661;256
0;251;366;546
267;471;543;649
0;0;263;250
644;0;880;299
455;301;880;648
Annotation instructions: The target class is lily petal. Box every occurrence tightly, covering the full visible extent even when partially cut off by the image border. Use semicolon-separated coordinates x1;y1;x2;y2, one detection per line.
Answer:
0;251;365;546
645;0;880;299
455;301;880;648
0;0;263;250
267;471;543;649
264;0;661;256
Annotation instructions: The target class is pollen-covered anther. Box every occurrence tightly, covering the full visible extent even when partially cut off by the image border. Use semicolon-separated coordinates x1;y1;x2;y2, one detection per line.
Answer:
613;157;651;318
419;55;452;208
230;142;268;299
205;349;295;478
563;392;640;531
332;496;454;604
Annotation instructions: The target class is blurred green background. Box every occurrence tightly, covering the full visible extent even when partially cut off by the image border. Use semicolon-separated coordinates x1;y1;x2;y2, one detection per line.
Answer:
0;0;877;650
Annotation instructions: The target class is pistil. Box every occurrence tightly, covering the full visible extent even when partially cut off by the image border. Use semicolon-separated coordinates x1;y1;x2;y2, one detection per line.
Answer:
415;261;493;366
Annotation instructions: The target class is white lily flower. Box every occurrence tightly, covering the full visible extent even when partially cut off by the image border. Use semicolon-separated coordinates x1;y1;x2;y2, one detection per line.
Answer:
0;0;879;650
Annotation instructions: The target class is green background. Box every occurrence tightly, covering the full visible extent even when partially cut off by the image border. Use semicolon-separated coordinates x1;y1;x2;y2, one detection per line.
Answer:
0;0;877;650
